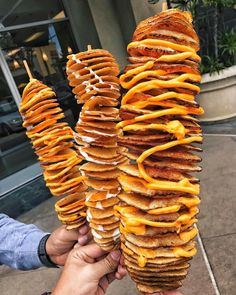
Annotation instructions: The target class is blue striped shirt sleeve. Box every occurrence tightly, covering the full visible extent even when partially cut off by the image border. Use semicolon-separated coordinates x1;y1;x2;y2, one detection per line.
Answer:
0;213;47;270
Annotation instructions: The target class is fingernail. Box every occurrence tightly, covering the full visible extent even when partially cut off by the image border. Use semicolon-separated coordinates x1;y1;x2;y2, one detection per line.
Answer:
110;250;121;261
78;235;88;245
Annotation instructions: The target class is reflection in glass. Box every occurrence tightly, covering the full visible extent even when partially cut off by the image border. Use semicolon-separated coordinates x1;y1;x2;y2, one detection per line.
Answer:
0;66;37;180
0;16;80;179
1;21;80;126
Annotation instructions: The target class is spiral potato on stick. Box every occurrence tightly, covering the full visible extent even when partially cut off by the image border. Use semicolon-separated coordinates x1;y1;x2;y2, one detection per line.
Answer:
66;49;126;250
115;9;204;294
20;79;87;229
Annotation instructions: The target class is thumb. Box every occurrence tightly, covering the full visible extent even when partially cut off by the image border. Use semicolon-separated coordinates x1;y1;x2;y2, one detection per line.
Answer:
93;250;121;278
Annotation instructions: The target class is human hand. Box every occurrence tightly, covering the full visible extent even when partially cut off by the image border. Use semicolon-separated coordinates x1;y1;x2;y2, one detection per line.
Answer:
45;224;91;266
52;243;127;295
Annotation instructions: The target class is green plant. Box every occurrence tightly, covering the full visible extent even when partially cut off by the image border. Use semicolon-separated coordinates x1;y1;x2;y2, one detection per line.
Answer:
200;56;225;75
219;29;236;66
202;0;236;7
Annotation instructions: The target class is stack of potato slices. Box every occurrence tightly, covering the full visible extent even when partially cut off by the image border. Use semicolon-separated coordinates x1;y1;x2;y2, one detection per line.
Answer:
66;49;126;250
115;9;204;293
20;79;87;229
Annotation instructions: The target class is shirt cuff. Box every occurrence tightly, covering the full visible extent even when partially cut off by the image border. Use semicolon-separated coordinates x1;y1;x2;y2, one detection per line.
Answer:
16;230;49;270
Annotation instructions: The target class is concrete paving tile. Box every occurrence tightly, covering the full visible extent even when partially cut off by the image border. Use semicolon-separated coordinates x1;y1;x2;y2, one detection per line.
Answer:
0;265;13;277
179;241;215;295
106;239;215;295
182;246;214;295
18;197;60;232
0;267;61;295
199;176;236;238
201;136;236;182
203;234;236;295
198;136;236;238
107;276;139;295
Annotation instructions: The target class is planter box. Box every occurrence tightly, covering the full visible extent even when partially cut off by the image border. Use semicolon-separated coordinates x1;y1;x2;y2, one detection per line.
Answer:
197;65;236;123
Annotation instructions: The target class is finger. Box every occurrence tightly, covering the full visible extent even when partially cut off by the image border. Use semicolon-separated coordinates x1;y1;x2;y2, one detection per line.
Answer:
107;272;116;284
115;272;122;280
79;224;89;235
87;231;93;243
99;275;109;292
70;244;102;264
78;235;89;245
60;225;81;242
115;264;127;280
78;231;93;245
93;250;121;278
79;243;107;259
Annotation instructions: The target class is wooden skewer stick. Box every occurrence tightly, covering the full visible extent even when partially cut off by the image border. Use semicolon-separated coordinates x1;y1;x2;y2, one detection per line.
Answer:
87;44;92;51
162;1;168;11
23;60;33;80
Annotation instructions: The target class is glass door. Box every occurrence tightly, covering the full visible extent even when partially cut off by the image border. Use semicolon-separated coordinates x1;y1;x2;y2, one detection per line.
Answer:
0;0;81;181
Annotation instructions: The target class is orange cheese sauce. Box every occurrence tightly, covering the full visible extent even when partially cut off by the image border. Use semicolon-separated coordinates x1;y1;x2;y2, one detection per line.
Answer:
115;205;199;229
117;38;202;263
128;39;197;53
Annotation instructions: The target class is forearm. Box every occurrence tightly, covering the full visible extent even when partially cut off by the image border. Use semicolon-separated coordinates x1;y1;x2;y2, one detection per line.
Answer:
0;213;47;270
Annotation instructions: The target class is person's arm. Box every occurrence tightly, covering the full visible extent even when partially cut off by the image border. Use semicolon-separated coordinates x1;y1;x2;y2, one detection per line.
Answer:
0;213;91;270
0;213;46;270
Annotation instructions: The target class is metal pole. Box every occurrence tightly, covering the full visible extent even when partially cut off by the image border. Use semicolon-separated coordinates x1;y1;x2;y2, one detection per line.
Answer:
0;49;21;106
0;0;23;23
0;17;68;33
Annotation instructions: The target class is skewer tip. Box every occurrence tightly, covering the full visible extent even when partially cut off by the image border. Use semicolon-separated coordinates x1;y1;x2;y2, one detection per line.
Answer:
23;60;33;80
162;1;168;11
87;45;92;51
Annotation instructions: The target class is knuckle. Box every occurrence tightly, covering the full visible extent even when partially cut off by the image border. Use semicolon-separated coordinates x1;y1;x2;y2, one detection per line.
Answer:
103;257;114;271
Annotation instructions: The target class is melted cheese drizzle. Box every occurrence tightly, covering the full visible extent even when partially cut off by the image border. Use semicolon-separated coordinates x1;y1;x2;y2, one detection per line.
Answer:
117;39;203;266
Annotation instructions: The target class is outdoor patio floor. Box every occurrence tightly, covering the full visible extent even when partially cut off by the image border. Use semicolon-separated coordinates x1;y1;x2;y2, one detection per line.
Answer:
0;126;235;294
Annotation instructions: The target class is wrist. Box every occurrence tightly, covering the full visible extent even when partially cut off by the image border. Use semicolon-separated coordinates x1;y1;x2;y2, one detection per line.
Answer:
45;235;55;263
38;234;58;268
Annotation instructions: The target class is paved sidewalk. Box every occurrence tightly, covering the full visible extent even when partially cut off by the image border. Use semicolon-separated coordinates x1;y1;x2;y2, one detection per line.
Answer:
0;134;235;295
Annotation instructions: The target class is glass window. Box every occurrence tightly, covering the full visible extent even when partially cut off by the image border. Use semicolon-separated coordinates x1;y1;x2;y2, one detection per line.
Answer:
1;21;81;126
0;66;37;180
0;0;65;27
0;3;81;181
